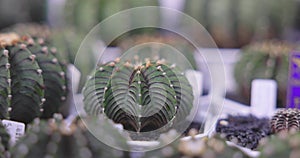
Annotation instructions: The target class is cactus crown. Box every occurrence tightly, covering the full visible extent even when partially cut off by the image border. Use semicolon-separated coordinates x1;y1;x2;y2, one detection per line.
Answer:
270;108;300;133
245;41;293;57
0;33;67;123
83;58;193;132
11;115;129;158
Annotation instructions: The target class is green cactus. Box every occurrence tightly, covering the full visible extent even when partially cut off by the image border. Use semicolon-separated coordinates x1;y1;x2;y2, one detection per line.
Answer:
144;129;250;158
24;37;68;118
0;33;67;124
83;58;193;133
11;114;129;158
0;122;10;157
234;40;294;107
259;131;300;158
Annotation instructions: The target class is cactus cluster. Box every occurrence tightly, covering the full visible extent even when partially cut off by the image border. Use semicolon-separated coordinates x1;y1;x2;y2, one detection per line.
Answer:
259;131;300;158
11;114;129;158
234;40;294;106
144;129;249;158
0;33;67;124
0;122;10;158
270;108;300;134
216;115;271;149
83;58;193;133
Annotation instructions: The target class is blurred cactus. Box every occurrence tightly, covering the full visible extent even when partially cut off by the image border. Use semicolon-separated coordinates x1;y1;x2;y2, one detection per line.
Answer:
83;58;193;133
184;0;298;48
144;129;249;158
0;122;10;157
0;33;67;123
216;115;271;149
259;131;300;158
234;40;295;107
11;114;129;158
270;108;300;134
118;34;197;70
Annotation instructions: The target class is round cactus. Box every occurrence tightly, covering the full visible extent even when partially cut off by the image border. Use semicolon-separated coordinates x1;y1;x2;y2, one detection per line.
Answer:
83;58;193;133
144;129;249;158
234;40;295;106
0;33;67;124
11;114;130;158
259;131;300;158
270;108;300;134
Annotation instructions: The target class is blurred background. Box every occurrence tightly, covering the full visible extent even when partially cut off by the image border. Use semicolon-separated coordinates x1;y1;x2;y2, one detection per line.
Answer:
0;0;300;106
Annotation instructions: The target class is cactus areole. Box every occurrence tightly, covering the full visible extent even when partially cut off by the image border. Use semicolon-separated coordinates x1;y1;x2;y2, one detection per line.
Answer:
83;58;194;132
0;33;67;124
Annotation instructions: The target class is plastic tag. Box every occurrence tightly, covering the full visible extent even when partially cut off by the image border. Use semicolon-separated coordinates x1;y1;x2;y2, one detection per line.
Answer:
250;79;277;117
2;120;25;145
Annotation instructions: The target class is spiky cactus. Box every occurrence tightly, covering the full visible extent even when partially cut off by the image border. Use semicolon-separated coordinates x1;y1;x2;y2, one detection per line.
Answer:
11;114;129;158
234;40;294;106
0;33;67;124
0;122;10;158
144;129;250;158
259;131;300;158
270;108;300;134
83;58;193;133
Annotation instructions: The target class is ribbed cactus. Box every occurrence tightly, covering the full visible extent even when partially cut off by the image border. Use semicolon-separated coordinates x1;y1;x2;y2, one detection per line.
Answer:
0;122;10;158
11;114;129;158
234;40;294;106
144;129;249;158
259;131;300;158
0;33;67;124
270;108;300;134
83;58;193;133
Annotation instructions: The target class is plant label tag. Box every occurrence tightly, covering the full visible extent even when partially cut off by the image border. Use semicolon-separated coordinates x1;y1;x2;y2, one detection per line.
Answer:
287;51;300;109
2;119;25;145
251;79;277;117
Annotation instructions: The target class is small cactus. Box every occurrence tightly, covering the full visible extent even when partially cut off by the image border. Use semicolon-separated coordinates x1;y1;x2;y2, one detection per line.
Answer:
216;115;271;149
270;108;300;134
0;33;67;124
83;58;193;133
144;129;249;158
234;41;294;106
11;114;130;158
259;131;300;158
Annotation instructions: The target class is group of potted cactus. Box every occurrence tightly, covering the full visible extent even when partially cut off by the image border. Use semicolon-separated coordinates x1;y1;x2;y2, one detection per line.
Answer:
0;20;299;158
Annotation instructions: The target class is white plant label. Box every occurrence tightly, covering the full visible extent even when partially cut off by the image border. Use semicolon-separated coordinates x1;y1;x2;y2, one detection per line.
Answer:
2;119;25;145
250;79;277;118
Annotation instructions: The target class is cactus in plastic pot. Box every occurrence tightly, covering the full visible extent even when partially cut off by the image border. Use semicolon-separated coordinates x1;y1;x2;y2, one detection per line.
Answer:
83;58;193;133
11;114;130;158
144;129;250;158
234;40;294;107
0;33;67;123
259;131;300;158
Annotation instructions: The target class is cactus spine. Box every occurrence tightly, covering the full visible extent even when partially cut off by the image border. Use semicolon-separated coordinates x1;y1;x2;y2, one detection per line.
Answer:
83;59;193;133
